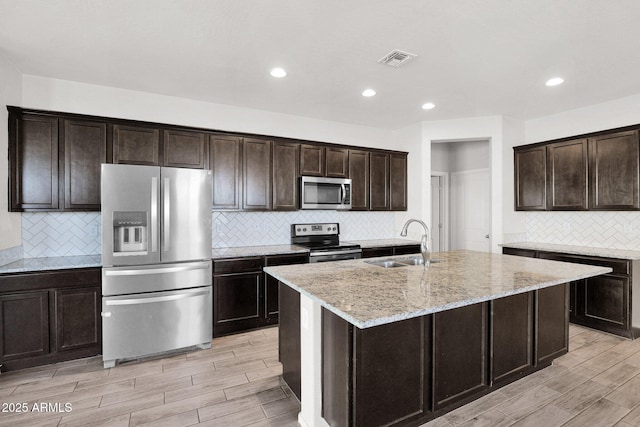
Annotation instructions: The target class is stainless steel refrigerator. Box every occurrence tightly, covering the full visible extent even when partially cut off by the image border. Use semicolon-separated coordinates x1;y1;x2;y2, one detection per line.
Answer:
101;164;213;368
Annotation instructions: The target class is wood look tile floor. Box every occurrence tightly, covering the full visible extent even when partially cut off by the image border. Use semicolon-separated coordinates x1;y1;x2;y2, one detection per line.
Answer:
1;324;640;427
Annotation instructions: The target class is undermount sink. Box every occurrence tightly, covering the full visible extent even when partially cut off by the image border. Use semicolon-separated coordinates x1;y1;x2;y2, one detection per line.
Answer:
365;260;407;268
366;256;442;268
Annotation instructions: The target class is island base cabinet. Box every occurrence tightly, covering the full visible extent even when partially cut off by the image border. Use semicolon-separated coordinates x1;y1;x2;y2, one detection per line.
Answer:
322;312;431;427
278;284;570;427
433;302;488;410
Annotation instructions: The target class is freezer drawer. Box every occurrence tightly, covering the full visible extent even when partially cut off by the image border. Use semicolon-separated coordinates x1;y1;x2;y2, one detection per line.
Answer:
102;260;212;296
102;286;212;368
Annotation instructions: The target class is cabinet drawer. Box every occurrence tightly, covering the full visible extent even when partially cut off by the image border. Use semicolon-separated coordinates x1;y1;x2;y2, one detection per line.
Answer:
265;253;309;266
213;257;264;274
362;247;394;258
538;252;629;276
502;248;537;258
393;244;421;256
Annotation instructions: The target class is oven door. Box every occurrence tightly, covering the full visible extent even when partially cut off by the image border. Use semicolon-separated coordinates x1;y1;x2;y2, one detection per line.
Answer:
309;249;362;263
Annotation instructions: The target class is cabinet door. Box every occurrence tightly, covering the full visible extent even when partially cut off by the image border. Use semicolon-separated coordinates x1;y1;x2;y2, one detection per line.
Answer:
273;141;299;210
55;287;101;352
491;292;534;385
547;139;588;210
514;146;546;210
300;144;324;176
536;284;568;365
63;119;107;210
209;135;242;210
589;130;640;210
325;147;349;178
213;272;261;336
112;124;160;166
348;149;369;210
583;274;629;331
390;153;408;211
0;291;50;361
243;137;272;210
369;152;390;210
10;113;59;210
393;244;421;255
163;129;206;169
264;253;308;325
433;302;488;410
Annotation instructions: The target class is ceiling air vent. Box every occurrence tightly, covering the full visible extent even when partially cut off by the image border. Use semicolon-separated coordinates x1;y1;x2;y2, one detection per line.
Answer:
377;49;417;67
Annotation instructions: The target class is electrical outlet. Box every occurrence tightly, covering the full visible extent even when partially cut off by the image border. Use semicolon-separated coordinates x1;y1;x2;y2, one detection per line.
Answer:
93;224;100;237
562;221;571;232
215;222;222;233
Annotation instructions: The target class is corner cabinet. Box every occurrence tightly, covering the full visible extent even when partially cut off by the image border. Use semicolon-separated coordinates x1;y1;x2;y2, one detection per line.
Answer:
0;268;102;371
514;126;640;211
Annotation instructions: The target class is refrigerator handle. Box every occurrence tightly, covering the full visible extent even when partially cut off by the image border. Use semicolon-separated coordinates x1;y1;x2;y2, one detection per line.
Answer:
150;177;158;253
163;177;171;251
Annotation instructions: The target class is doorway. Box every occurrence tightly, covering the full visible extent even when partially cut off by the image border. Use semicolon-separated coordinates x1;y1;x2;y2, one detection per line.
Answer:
430;139;491;252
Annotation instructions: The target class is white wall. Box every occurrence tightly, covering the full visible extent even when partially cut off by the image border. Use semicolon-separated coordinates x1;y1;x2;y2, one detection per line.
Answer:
431;140;490;173
0;54;22;250
525;93;640;144
22;75;395;150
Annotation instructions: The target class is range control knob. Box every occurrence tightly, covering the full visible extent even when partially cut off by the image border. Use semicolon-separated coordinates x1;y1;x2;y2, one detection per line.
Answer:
303;228;307;231
296;228;301;232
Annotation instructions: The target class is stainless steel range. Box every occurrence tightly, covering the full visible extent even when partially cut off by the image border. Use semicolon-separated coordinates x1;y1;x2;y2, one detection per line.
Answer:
291;223;361;263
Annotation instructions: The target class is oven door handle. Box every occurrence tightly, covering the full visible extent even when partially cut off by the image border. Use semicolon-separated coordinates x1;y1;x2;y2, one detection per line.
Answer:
104;288;210;306
309;249;362;257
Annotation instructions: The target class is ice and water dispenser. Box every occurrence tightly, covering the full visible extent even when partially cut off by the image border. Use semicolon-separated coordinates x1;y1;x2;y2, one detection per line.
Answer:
112;212;148;255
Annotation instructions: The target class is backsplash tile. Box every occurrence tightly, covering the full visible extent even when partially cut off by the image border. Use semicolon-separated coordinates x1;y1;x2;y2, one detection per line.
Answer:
22;211;396;257
212;211;395;248
23;213;101;258
525;211;640;250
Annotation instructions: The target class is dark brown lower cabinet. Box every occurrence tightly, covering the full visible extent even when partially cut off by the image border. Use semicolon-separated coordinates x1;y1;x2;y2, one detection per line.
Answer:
214;254;309;336
361;244;421;259
0;268;102;371
505;247;637;339
278;284;569;427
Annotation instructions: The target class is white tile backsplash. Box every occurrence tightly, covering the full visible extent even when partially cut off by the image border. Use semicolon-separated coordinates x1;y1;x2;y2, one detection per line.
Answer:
22;210;396;257
525;211;640;250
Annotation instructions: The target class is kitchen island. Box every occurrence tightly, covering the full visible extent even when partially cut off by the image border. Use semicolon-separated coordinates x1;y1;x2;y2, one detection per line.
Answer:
264;250;612;427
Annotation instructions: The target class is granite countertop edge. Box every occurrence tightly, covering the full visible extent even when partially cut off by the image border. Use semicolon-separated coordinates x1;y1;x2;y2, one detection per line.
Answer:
500;241;640;260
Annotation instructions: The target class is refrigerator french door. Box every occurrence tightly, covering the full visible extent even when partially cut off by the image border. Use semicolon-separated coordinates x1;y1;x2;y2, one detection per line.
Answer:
101;164;213;368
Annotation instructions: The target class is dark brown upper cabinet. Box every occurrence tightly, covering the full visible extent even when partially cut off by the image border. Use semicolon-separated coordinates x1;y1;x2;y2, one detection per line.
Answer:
348;149;369;210
162;129;206;169
209;134;242;210
112;124;160;166
300;144;324;176
514;145;546;211
390;153;408;211
515;126;640;211
325;147;349;178
589;130;639;210
370;151;390;210
243;137;272;210
9;113;60;211
547;139;588;210
273;141;299;211
63;119;107;211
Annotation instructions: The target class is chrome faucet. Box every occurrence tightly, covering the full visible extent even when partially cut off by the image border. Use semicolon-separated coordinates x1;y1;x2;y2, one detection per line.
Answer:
400;219;431;268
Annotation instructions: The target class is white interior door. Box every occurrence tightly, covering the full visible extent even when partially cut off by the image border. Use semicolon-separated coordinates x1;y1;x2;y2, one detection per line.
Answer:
451;169;490;252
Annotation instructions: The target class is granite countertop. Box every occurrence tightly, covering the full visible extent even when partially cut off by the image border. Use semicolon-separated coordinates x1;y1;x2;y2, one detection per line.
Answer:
0;255;102;274
500;242;640;260
264;250;611;329
345;238;421;248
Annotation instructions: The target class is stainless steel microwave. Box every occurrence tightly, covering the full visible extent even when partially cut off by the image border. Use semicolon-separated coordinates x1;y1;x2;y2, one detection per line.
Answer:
300;176;352;210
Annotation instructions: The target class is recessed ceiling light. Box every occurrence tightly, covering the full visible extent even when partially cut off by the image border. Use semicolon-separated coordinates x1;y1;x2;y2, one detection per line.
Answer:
421;102;436;110
270;68;287;78
545;77;564;87
362;89;376;97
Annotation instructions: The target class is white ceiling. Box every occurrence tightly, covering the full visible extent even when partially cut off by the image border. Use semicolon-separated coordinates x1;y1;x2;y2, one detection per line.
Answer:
2;0;640;130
